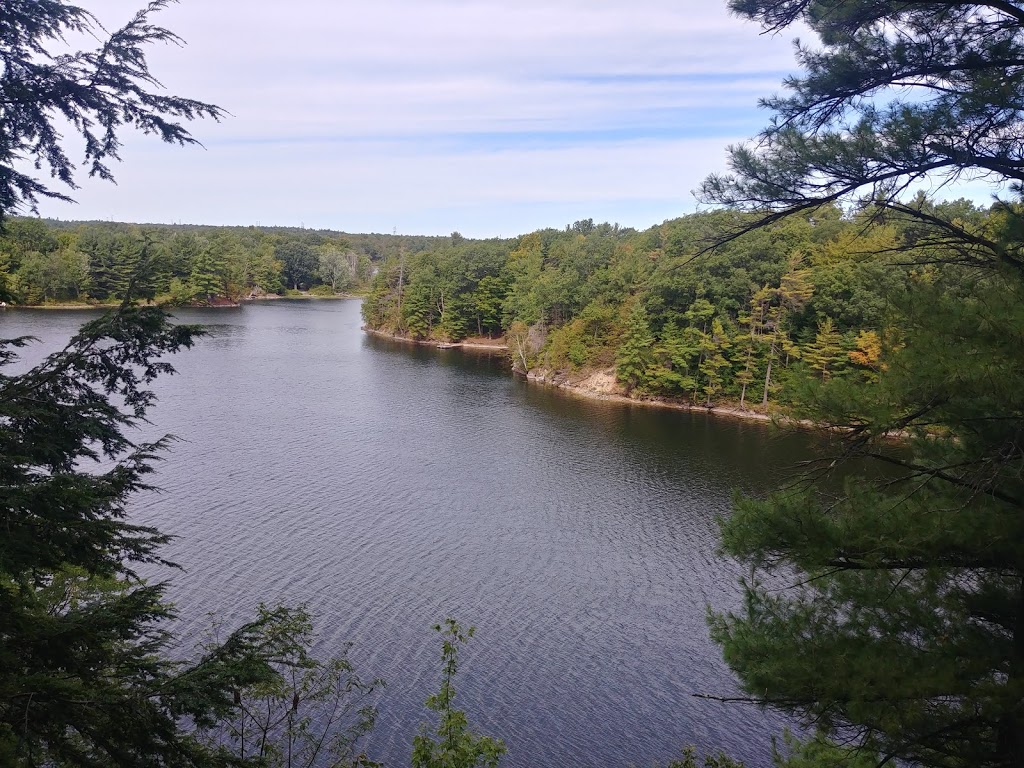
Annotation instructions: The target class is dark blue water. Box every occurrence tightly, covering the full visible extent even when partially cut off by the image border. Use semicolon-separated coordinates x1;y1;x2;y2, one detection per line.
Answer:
1;300;816;768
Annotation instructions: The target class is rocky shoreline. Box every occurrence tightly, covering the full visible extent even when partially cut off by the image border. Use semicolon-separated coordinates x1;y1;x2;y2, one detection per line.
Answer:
522;367;781;424
362;326;796;427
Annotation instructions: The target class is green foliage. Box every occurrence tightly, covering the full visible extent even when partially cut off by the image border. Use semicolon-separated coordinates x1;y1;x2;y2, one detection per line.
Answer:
353;205;950;411
0;307;202;578
14;247;88;302
616;303;655;391
0;0;224;220
545;318;591;370
189;247;224;303
698;317;732;405
802;316;842;382
197;604;381;768
702;4;1024;767
0;218;400;305
276;242;319;290
771;731;877;768
0;304;386;768
412;619;505;768
0;6;383;766
506;320;536;373
470;275;506;337
649;320;699;395
0;308;218;765
308;283;337;296
655;745;744;768
701;1;1024;251
318;246;354;292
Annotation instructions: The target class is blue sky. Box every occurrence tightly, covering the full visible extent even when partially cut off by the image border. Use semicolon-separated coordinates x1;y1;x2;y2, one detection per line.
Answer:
37;0;805;237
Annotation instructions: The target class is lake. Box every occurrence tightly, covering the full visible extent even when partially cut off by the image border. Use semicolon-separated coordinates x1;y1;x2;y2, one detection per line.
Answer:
2;299;819;768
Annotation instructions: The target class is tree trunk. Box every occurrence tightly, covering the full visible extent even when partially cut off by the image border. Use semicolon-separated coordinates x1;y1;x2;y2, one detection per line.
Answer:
762;342;776;408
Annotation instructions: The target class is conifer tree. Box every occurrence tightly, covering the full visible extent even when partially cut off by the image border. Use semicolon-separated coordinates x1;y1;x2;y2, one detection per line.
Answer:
189;248;224;303
616;303;656;391
702;3;1024;766
733;310;758;409
698;318;732;405
651;320;700;395
803;316;842;382
0;4;374;766
0;0;224;220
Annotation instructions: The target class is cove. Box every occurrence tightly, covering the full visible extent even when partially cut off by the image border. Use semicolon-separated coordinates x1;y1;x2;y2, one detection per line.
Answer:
1;299;820;768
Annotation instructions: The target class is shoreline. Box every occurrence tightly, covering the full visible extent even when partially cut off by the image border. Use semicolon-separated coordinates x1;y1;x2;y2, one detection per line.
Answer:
1;291;362;311
362;326;510;353
523;368;789;426
362;326;810;429
2;302;117;310
248;292;361;302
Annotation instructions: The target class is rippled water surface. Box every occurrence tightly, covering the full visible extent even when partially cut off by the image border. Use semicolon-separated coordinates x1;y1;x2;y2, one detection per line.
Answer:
2;300;819;768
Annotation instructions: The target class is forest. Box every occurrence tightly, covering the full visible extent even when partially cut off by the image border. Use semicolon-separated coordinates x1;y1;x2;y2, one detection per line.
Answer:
0;218;450;304
4;0;1024;767
362;200;985;411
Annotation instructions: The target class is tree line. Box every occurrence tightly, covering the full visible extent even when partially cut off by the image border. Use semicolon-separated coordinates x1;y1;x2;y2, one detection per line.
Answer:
6;0;1024;766
0;219;454;304
363;202;984;411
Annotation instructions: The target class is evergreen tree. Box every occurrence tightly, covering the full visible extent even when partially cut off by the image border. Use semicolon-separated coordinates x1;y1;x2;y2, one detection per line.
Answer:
702;3;1024;767
651;320;700;396
700;0;1024;265
803;316;842;382
471;275;506;337
698;318;732;405
616;303;655;391
0;310;251;764
710;271;1024;768
733;310;759;409
0;0;223;220
0;4;374;766
189;247;224;303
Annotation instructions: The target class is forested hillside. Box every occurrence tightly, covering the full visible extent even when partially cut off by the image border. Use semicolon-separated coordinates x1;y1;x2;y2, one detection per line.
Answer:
0;219;449;305
363;200;988;410
5;194;999;420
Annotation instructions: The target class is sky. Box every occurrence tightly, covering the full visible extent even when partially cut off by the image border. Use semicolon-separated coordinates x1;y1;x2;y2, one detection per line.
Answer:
35;0;807;237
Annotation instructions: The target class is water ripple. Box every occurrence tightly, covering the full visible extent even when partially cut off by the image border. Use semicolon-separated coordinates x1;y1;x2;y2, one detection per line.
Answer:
1;301;818;768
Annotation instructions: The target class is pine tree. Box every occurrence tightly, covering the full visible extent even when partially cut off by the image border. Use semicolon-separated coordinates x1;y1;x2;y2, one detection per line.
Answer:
698;318;732;405
710;270;1024;767
651;320;700;396
803;316;842;382
189;248;224;303
701;3;1024;766
616;303;656;391
733;311;758;409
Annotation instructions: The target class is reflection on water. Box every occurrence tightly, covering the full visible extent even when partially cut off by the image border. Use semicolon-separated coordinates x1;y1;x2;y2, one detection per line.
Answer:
0;300;821;768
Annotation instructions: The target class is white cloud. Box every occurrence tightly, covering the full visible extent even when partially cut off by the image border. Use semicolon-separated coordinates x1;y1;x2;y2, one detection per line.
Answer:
37;0;802;235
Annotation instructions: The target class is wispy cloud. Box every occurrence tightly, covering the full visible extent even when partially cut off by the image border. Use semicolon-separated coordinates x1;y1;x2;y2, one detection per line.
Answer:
39;0;801;236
